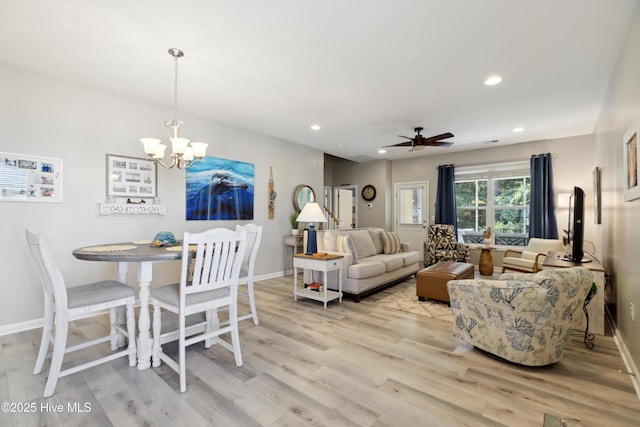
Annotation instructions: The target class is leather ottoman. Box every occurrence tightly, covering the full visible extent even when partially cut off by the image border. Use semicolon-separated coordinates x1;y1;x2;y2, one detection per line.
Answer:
416;261;474;303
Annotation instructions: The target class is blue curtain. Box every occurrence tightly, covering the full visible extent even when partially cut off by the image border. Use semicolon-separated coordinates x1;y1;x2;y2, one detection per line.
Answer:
529;153;558;239
435;164;456;232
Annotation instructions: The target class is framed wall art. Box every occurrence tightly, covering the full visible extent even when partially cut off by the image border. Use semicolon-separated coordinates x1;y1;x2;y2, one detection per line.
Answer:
185;156;254;220
623;118;640;202
106;154;157;199
0;152;63;203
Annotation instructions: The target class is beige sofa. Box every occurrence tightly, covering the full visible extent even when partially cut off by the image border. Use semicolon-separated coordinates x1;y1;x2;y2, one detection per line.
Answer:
305;228;420;302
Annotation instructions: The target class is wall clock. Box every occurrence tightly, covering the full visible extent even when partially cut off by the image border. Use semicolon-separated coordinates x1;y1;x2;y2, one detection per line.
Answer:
362;184;377;201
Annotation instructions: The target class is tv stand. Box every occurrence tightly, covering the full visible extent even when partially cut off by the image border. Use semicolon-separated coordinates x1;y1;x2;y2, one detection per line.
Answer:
544;251;604;335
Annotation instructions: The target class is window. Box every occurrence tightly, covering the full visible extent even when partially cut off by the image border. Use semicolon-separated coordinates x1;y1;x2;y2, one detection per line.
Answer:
455;162;530;247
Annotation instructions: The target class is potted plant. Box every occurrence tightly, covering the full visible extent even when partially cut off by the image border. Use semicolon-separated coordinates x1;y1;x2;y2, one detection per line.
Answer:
289;212;299;235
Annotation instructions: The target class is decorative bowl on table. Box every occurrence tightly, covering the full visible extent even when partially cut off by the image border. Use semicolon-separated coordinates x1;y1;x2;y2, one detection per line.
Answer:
151;231;178;247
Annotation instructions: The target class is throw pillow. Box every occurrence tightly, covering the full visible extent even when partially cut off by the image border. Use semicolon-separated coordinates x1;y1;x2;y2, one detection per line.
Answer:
349;229;378;258
336;234;358;264
382;231;402;254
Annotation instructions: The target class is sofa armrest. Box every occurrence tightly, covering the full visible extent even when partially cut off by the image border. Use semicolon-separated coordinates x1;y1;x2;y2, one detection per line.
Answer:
533;252;547;272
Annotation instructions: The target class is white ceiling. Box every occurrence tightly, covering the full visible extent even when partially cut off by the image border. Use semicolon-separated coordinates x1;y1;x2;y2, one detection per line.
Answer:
1;0;637;161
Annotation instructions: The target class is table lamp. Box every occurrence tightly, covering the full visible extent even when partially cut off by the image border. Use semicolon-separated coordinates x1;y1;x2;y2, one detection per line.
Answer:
296;202;327;255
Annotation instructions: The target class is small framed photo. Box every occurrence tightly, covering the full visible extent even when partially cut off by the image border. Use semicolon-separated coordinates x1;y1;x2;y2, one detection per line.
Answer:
0;152;63;202
623;118;640;202
106;154;157;199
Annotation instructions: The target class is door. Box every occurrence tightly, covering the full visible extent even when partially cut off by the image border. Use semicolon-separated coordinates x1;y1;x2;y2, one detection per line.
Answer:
335;186;356;229
394;181;428;262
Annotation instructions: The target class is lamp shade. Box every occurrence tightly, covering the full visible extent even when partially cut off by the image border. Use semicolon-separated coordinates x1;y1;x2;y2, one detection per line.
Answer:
296;202;327;223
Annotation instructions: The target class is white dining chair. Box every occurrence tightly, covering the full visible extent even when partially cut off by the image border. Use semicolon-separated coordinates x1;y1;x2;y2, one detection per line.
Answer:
151;228;247;392
235;223;263;325
25;229;137;398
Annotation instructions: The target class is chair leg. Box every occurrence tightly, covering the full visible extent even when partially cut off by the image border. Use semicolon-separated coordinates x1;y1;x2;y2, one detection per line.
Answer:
204;310;212;349
43;316;68;398
126;301;137;367
179;331;186;393
228;303;243;367
115;306;127;348
151;302;161;368
33;302;53;375
247;279;259;325
109;308;119;351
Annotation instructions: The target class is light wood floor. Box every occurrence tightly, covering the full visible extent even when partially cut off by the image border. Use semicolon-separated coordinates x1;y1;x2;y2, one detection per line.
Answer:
1;275;639;426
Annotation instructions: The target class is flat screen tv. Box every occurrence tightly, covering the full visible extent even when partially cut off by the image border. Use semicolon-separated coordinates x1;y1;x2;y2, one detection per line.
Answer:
565;186;589;263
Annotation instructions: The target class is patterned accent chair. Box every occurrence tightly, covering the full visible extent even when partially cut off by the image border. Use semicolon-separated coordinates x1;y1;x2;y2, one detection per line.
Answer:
447;267;594;366
424;224;470;267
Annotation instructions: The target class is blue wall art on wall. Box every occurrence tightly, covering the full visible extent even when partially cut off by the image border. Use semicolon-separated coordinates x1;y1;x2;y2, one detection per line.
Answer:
186;156;254;220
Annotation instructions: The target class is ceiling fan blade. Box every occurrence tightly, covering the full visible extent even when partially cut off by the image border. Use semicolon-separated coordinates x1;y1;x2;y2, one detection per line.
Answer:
398;135;413;140
428;141;453;147
383;141;414;148
422;132;454;144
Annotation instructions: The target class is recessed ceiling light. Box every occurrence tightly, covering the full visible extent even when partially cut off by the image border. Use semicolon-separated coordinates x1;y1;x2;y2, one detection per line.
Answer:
378;149;386;154
310;124;321;131
513;127;524;133
337;144;344;149
484;75;502;86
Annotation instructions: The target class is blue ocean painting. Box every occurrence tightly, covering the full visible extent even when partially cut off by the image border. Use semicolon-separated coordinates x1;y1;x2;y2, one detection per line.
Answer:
186;156;254;220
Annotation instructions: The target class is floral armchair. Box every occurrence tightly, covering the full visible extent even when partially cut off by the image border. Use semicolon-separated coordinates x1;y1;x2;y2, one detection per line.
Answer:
424;224;470;267
446;267;594;366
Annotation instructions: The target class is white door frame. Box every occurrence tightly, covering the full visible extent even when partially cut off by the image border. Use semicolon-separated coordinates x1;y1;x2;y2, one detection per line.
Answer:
394;181;428;262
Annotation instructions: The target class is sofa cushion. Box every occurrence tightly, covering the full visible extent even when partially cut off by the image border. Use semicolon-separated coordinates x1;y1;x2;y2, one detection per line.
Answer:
367;254;404;272
400;251;419;267
367;227;385;254
381;231;401;254
336;234;358;264
349;229;377;259
347;261;386;279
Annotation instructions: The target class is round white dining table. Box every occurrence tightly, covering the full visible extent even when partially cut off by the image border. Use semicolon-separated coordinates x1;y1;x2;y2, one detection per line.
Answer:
72;241;187;370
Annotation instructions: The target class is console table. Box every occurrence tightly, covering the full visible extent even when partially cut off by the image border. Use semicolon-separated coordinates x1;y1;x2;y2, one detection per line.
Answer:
543;251;605;336
283;234;303;275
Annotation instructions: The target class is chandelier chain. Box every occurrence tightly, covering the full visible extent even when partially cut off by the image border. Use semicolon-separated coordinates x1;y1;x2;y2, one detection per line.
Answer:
172;54;179;123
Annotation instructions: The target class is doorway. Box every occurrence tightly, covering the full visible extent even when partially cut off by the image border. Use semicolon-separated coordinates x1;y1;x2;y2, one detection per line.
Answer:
334;185;357;229
394;181;428;262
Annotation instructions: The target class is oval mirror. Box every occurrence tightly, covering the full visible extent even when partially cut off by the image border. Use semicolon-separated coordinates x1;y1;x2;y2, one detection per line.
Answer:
293;185;316;213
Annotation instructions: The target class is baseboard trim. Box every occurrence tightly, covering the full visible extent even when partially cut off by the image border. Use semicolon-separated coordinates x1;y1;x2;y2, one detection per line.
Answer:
0;273;285;337
606;306;640;401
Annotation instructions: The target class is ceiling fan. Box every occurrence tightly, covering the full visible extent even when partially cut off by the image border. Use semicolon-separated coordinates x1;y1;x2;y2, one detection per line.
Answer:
384;127;454;151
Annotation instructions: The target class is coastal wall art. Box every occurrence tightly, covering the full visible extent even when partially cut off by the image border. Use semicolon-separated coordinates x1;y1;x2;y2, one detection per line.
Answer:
186;156;254;220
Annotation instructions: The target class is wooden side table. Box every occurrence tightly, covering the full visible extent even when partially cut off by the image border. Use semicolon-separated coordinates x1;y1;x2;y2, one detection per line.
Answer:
293;253;343;308
479;247;495;276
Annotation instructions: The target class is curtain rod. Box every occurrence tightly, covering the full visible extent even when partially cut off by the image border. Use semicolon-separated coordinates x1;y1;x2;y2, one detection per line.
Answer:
435;153;557;170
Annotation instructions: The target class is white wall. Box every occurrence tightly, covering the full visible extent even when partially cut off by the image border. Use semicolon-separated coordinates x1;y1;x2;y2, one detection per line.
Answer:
0;62;323;328
594;2;640;370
